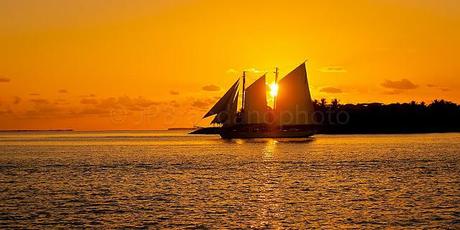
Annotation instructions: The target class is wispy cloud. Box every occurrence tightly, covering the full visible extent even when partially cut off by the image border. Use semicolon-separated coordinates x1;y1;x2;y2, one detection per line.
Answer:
80;94;96;98
191;98;214;109
244;68;264;74
58;89;68;94
29;99;49;104
2;96;204;127
0;109;13;116
319;66;347;73
13;96;21;105
202;84;220;92
0;77;11;83
383;89;403;95
170;90;179;95
54;99;69;105
80;98;98;105
116;96;160;110
170;100;180;107
320;87;343;93
226;68;237;74
426;84;450;92
381;79;418;90
227;68;266;75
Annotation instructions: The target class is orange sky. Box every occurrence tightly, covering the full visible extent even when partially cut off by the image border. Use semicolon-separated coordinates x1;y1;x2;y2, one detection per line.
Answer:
1;0;459;130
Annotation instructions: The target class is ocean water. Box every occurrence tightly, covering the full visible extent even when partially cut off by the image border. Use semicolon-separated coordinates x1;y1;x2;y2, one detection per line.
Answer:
0;131;459;228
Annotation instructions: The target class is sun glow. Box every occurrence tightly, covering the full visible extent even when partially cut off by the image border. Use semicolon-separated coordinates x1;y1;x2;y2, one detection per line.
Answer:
269;83;279;97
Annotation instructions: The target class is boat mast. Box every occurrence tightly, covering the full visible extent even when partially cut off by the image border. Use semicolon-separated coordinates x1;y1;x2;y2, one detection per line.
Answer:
242;71;246;111
273;67;279;110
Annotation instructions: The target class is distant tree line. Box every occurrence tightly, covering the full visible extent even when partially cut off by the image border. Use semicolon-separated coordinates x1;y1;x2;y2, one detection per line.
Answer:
312;99;460;134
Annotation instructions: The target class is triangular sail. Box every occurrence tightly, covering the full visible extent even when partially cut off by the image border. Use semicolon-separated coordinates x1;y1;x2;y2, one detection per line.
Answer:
275;63;314;125
211;90;239;125
227;91;239;125
243;75;268;124
203;80;239;118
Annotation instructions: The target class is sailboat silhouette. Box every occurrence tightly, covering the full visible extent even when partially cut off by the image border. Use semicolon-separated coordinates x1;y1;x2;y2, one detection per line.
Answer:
192;62;317;139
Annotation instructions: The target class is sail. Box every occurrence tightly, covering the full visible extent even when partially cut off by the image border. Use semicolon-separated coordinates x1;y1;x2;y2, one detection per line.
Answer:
243;75;268;124
275;63;314;125
210;90;239;125
203;80;239;118
227;91;239;125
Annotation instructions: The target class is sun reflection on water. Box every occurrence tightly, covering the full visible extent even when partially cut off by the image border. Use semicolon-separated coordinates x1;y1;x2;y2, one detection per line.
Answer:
263;139;277;160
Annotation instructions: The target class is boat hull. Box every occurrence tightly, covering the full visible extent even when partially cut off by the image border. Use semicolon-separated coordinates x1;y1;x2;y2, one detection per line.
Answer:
219;125;316;139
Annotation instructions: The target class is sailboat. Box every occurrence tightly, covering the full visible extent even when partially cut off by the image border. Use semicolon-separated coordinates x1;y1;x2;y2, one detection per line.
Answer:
191;62;317;139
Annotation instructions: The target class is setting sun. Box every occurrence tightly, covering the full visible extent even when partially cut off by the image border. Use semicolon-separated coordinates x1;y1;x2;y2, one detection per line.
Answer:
269;83;279;97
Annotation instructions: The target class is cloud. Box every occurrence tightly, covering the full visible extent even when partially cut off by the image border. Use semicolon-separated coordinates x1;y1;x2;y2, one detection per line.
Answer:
426;84;450;92
80;98;98;105
29;99;49;104
80;94;96;98
4;96;171;122
226;67;270;78
0;77;11;83
191;98;214;109
95;96;160;111
117;96;160;111
244;67;264;74
13;96;21;105
54;99;69;105
170;90;179;95
320;87;343;94
58;89;68;94
29;93;40;96
319;66;347;73
383;89;403;95
77;107;111;116
0;109;13;116
202;84;220;91
226;68;237;74
227;68;264;74
2;95;218;127
381;79;418;90
23;104;69;119
170;100;180;107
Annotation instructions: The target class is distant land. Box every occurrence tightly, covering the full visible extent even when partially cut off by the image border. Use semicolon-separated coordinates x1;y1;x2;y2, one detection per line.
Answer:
167;128;195;131
0;129;74;132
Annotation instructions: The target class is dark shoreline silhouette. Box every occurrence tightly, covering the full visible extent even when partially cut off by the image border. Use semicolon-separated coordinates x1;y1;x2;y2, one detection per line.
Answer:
314;99;460;134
